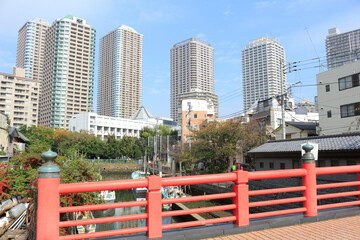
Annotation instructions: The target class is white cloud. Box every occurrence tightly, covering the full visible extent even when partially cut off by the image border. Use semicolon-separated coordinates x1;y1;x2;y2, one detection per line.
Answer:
196;33;206;39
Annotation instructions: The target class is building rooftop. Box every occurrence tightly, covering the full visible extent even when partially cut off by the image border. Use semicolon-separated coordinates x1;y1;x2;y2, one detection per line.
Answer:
130;106;153;121
286;122;317;130
248;132;360;153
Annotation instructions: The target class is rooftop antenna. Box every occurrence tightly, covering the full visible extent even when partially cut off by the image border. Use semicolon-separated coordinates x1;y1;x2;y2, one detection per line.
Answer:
305;27;322;72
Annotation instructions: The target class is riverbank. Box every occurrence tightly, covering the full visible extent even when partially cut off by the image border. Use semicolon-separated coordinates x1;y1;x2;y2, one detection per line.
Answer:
99;163;141;174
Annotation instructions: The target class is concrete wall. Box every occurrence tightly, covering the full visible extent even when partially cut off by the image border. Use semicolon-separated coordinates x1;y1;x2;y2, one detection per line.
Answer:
0;113;7;152
317;61;360;135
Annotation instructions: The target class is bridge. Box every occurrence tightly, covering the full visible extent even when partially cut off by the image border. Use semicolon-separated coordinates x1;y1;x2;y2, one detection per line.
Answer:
36;144;360;239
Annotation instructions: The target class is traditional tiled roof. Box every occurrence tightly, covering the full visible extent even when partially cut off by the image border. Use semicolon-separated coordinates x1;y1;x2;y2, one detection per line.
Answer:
286;122;317;130
248;132;360;153
9;127;30;142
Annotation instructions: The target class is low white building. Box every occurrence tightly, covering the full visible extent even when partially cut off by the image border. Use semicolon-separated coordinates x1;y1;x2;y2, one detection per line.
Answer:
251;97;319;136
69;106;177;141
317;61;360;135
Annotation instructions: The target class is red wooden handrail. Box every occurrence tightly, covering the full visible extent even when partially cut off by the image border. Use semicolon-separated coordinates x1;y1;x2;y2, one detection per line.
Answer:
59;178;148;194
162;192;236;204
59;200;147;213
162;204;236;217
37;162;360;240
317;181;360;189
248;169;306;180
316;165;360;175
317;191;360;200
161;172;236;186
249;197;306;208
59;227;148;240
59;213;148;228
249;186;306;196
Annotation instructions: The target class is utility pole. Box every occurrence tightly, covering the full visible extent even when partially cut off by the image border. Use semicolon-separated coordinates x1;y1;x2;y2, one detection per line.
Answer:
188;103;192;149
166;135;169;165
281;59;286;140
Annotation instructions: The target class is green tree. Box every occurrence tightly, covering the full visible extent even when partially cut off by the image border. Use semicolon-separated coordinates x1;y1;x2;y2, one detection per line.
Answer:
183;119;267;173
20;125;54;153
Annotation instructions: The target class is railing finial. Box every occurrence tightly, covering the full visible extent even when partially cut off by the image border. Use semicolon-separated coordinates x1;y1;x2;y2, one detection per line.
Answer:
302;142;315;163
38;149;60;178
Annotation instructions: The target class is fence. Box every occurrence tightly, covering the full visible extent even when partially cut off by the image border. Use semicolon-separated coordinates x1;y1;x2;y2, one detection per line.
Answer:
37;143;360;239
87;159;143;165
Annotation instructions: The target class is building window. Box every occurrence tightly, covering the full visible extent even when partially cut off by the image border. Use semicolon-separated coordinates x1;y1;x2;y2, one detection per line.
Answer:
325;84;330;92
340;102;360;118
338;73;360;91
327;110;332;118
194;113;198;119
269;162;274;169
286;134;291;139
260;162;264;168
280;163;286;169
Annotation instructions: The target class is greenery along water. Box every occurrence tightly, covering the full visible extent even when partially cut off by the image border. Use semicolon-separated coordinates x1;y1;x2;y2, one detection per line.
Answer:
92;171;174;233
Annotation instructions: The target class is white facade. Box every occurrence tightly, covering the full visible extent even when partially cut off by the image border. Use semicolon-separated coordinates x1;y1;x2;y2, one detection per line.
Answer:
16;18;50;81
70;112;176;141
181;99;215;115
242;37;286;112
0;68;40;127
98;25;143;118
170;38;214;122
70;113;153;140
326;27;360;70
39;15;96;129
252;97;319;134
317;61;360;135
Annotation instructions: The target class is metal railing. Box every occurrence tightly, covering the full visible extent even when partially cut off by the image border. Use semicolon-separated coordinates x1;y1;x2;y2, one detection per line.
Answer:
36;144;360;239
87;159;143;165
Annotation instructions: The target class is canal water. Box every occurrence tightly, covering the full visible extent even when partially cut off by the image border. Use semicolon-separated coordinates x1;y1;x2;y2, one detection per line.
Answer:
92;171;175;232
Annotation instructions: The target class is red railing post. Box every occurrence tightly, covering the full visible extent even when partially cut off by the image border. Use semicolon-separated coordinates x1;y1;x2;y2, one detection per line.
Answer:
37;150;60;240
302;143;317;217
146;175;162;239
358;164;360;204
232;169;249;226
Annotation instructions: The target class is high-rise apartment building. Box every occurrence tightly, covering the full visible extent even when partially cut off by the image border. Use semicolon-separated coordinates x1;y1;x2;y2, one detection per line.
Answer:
0;67;40;128
39;15;96;129
170;38;214;122
242;37;286;112
97;25;143;118
326;27;360;70
16;18;50;81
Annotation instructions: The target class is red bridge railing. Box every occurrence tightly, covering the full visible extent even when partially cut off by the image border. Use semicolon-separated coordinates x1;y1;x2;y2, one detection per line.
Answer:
37;144;360;239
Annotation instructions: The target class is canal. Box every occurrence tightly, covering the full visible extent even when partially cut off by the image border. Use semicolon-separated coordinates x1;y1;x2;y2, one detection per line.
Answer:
92;171;176;232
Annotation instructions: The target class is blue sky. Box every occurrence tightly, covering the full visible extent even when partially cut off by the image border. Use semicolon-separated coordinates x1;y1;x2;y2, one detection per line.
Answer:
0;0;359;118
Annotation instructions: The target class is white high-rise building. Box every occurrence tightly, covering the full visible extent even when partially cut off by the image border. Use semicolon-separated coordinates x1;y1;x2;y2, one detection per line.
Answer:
16;18;50;82
242;37;286;112
170;38;215;122
97;25;143;118
326;27;360;70
39;15;96;129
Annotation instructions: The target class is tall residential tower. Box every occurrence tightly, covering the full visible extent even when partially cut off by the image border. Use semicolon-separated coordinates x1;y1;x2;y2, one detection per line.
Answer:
170;38;215;122
97;25;143;118
39;15;96;129
16;18;50;82
242;37;286;112
326;27;360;70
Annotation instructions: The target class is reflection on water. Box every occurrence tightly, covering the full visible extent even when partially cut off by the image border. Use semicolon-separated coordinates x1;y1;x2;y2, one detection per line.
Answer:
93;171;173;232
